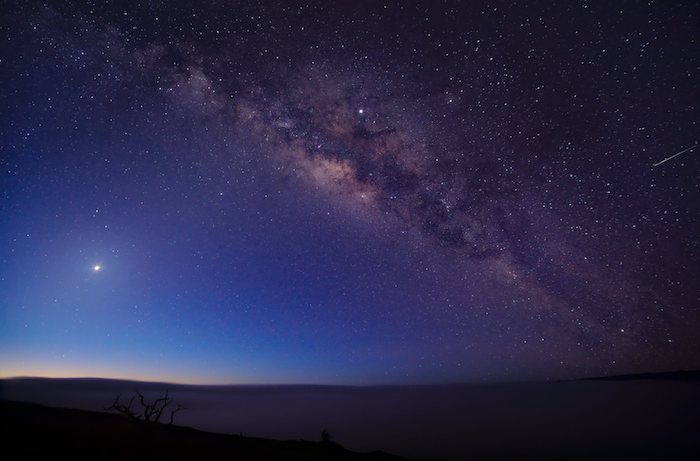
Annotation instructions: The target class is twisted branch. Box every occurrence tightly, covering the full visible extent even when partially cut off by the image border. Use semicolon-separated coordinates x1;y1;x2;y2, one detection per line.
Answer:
106;389;186;425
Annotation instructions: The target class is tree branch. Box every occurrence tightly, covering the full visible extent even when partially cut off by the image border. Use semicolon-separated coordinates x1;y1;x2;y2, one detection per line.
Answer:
106;390;185;426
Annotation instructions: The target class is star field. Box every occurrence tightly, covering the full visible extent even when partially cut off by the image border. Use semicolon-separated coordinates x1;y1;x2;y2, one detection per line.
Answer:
0;1;698;384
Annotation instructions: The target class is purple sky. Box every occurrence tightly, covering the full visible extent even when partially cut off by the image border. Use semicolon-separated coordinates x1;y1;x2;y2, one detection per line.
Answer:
1;0;698;384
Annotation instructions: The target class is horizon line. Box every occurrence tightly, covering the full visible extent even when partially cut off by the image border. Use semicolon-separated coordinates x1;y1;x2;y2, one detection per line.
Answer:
3;370;698;387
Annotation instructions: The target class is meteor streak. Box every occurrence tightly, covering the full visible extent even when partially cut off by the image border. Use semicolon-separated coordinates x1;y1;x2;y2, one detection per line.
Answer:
653;144;698;167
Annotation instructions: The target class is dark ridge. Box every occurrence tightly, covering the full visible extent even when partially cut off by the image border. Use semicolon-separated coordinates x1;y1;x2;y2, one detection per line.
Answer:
0;400;405;461
581;370;700;382
0;376;367;391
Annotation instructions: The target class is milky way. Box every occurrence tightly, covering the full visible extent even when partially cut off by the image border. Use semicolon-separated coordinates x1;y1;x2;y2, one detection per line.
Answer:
1;1;698;383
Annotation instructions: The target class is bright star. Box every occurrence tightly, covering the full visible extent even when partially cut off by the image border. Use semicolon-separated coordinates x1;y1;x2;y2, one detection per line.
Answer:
358;108;364;114
93;264;102;272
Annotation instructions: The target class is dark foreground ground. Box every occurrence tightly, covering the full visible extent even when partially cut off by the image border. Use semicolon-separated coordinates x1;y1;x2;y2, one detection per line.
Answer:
0;399;403;460
2;373;699;460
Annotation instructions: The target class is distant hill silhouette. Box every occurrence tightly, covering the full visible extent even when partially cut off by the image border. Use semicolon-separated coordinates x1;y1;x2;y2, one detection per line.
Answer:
0;400;404;460
581;370;700;381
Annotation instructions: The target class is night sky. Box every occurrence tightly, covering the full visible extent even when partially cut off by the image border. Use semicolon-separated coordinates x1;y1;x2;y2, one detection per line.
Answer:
1;1;698;385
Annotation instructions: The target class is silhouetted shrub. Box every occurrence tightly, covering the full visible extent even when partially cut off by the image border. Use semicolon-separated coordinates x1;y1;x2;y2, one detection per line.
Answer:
321;428;333;443
105;390;186;425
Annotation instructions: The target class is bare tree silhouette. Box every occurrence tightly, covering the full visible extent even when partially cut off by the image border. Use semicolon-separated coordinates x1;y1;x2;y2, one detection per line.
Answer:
105;390;186;425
